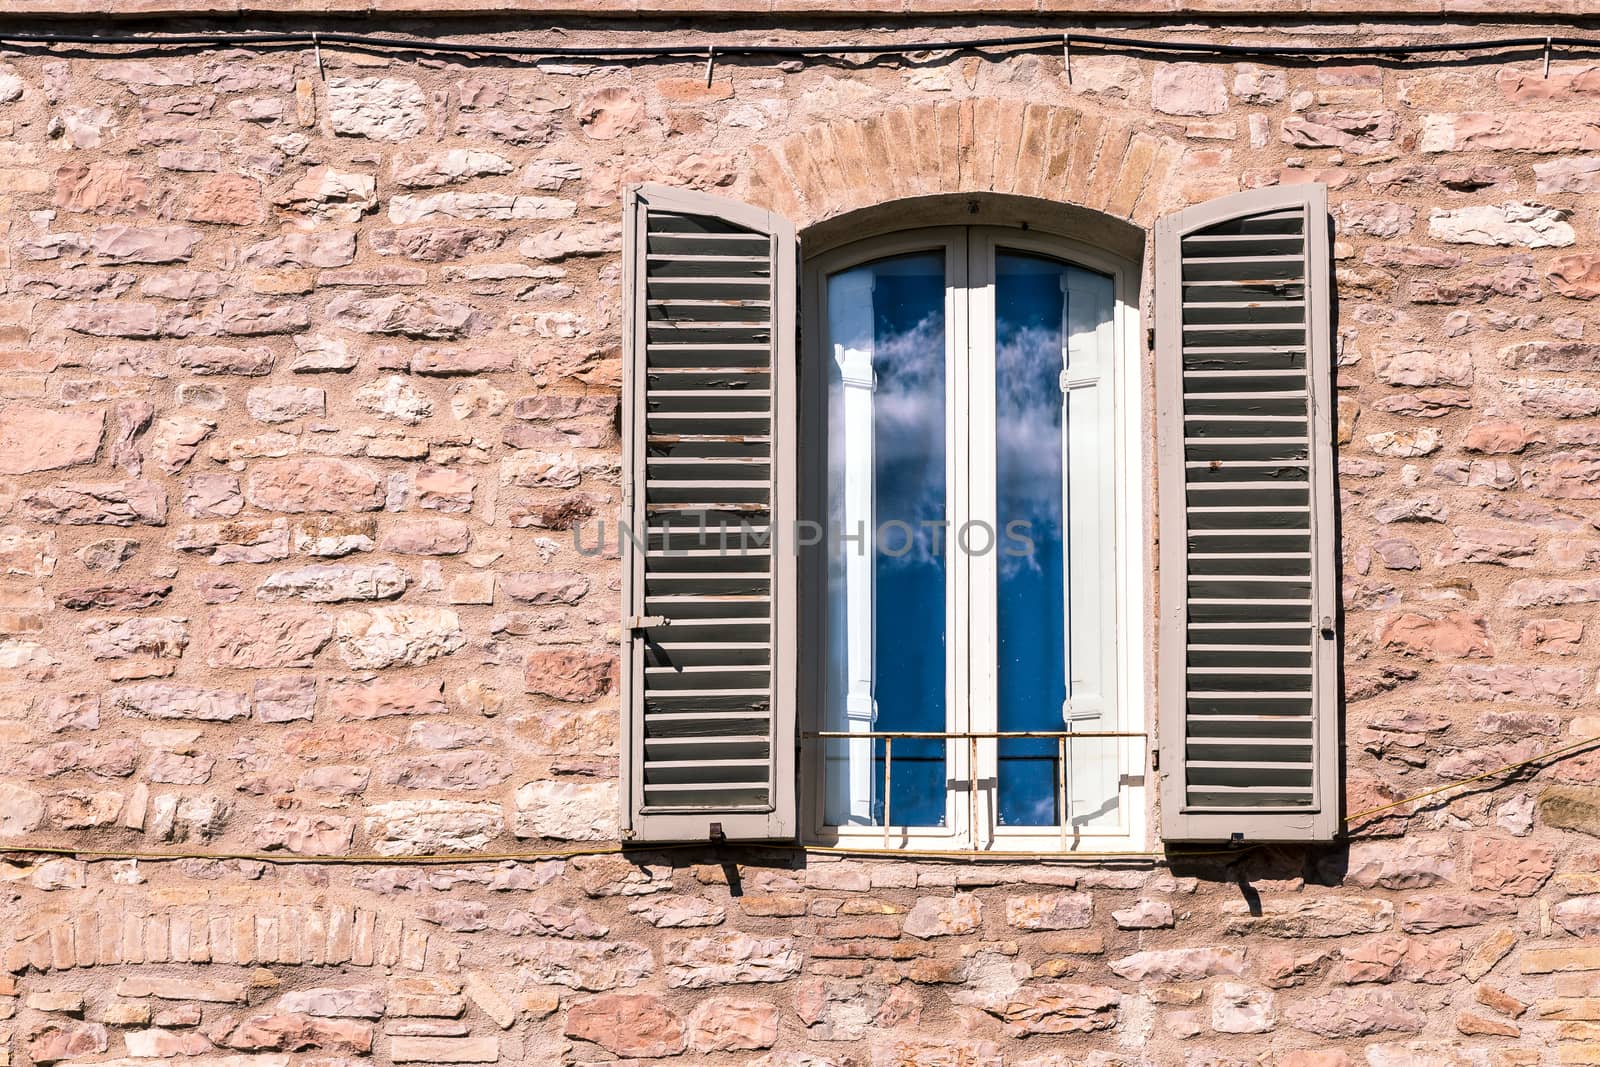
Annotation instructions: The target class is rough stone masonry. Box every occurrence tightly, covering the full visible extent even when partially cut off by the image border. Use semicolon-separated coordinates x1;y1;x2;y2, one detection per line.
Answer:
5;6;1600;1066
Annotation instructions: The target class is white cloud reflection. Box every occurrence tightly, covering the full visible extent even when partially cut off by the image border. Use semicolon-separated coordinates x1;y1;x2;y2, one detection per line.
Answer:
996;320;1065;578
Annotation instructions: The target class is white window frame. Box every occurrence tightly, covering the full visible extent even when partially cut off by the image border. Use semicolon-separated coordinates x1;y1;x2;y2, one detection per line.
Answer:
800;224;1148;853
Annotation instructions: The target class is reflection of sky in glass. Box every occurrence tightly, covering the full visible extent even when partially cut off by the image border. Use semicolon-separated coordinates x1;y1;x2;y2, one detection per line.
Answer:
996;253;1069;826
826;252;947;828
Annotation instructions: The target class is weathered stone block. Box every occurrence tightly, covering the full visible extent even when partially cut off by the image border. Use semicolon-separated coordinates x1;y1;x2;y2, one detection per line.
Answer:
364;800;503;855
565;993;685;1057
664;933;801;988
513;780;618;841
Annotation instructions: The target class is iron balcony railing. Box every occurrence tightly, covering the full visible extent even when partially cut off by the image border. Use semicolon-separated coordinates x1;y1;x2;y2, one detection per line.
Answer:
802;729;1148;849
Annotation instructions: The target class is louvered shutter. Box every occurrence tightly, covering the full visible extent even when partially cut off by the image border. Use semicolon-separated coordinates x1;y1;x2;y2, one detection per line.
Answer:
620;183;798;843
1155;184;1339;843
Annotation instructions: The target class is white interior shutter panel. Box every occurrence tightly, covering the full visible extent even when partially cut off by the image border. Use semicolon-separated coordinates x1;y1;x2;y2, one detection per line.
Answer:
620;183;797;843
1155;184;1339;843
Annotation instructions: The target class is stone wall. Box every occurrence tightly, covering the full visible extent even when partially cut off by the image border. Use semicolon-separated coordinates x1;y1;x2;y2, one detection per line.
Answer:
2;15;1600;1067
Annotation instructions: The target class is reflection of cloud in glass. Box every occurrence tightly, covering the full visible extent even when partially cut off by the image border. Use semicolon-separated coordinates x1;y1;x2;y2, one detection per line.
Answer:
871;313;943;457
1010;787;1058;826
872;310;946;569
996;321;1064;578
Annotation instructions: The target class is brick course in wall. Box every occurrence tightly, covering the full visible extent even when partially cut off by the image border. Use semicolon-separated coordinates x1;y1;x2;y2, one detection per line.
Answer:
1;16;1600;1067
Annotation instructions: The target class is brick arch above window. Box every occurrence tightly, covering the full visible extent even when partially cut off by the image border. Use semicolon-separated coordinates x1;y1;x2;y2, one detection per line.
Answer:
742;100;1189;232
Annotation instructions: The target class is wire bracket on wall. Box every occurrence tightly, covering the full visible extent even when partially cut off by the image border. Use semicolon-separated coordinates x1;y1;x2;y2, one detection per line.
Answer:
312;30;324;79
705;45;716;87
1545;35;1553;77
1062;33;1071;84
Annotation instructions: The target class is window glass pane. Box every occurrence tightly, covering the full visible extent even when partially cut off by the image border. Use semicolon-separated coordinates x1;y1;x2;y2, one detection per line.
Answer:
995;252;1116;828
995;252;1068;827
825;251;947;828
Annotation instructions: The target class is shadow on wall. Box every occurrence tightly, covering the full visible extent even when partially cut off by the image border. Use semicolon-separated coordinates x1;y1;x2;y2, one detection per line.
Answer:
608;840;1364;908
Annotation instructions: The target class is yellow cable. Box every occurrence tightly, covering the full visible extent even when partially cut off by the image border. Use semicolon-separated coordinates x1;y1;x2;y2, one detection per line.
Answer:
3;734;1594;868
0;842;695;865
0;840;1244;865
1342;732;1600;828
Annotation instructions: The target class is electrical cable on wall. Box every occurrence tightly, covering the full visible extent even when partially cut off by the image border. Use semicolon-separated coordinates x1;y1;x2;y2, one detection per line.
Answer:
3;733;1595;869
0;27;1594;66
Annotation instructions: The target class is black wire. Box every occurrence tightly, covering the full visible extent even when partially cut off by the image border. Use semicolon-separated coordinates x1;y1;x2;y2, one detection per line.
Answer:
0;27;1587;63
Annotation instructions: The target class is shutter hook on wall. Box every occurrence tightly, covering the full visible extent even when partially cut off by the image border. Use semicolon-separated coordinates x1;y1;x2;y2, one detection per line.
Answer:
1545;36;1553;78
312;32;324;81
1062;34;1072;85
705;46;717;88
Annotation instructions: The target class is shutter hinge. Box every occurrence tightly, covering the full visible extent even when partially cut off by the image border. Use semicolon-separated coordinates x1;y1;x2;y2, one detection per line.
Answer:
708;822;726;844
1319;615;1336;640
1060;368;1070;393
1151;748;1159;772
628;615;669;631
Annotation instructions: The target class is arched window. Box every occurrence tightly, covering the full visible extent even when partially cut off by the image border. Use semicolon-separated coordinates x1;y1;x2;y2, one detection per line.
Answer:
617;183;1339;849
801;226;1145;851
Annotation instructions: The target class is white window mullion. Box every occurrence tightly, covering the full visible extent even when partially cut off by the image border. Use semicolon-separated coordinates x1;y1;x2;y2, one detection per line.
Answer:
948;231;976;847
825;270;877;826
964;229;996;851
1059;272;1080;832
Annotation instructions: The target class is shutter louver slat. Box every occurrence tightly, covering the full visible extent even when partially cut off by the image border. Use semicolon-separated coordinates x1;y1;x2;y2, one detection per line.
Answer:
1157;184;1339;842
621;184;797;843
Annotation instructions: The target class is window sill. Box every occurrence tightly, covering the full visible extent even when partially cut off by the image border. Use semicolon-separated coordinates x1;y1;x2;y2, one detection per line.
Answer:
803;840;1161;861
809;829;1151;857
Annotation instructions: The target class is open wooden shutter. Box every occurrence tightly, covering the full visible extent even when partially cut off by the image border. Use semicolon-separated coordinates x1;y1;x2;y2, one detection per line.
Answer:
1155;184;1339;843
620;183;798;843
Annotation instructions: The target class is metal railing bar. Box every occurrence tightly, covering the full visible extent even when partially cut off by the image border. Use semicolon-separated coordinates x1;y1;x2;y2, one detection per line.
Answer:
1057;735;1069;850
822;729;1144;849
803;730;1147;739
883;736;892;849
969;734;979;853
